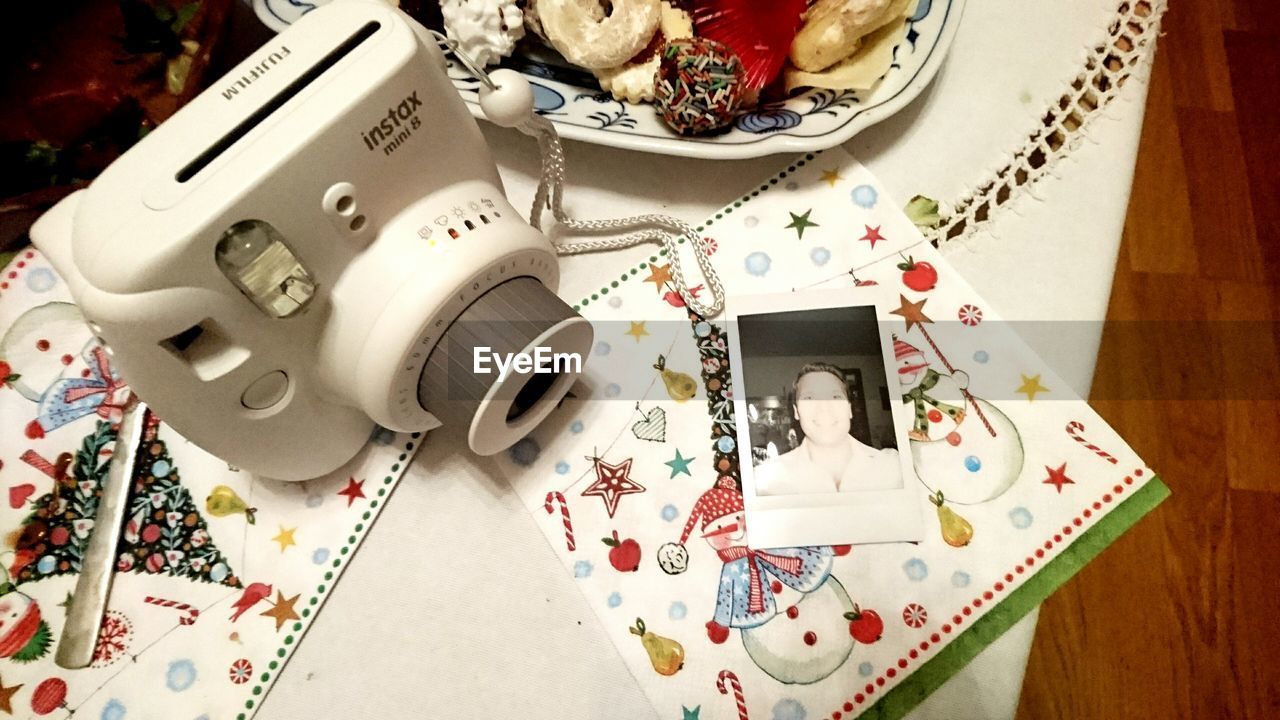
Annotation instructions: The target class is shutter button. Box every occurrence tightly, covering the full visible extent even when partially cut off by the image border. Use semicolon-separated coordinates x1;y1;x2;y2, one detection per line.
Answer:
242;371;289;410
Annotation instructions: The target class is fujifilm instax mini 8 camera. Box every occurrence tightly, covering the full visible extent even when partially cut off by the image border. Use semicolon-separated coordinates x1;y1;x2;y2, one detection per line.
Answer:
30;0;592;480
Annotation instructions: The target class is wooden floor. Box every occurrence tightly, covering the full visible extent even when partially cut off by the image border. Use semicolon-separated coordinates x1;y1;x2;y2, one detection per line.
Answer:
1015;1;1280;718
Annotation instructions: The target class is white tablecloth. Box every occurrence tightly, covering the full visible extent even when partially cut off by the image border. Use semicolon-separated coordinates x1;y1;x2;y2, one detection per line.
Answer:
260;1;1154;716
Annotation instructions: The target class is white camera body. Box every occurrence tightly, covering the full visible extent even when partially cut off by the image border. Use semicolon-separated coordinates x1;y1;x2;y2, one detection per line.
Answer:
31;0;591;480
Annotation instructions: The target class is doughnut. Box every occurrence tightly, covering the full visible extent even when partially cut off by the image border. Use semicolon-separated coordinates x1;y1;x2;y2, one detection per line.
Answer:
441;0;527;68
788;0;909;73
538;0;661;70
595;1;693;103
653;38;745;135
522;0;604;41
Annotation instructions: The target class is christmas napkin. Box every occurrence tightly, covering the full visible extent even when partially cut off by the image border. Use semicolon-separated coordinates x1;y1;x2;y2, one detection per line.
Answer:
0;252;422;719
494;147;1168;720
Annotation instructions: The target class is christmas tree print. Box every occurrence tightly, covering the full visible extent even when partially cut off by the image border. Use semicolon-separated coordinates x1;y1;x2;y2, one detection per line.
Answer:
688;309;741;490
13;421;114;581
13;415;242;588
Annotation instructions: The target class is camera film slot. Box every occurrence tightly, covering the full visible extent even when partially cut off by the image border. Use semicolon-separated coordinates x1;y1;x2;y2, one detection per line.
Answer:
175;21;382;183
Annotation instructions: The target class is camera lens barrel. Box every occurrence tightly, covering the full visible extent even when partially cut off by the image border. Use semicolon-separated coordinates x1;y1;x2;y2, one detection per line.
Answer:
418;276;591;455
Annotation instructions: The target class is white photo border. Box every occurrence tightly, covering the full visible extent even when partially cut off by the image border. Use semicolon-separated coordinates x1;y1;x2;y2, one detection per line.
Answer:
727;287;925;549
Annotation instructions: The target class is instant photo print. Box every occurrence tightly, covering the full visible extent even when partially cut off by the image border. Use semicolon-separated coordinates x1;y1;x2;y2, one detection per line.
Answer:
727;288;924;548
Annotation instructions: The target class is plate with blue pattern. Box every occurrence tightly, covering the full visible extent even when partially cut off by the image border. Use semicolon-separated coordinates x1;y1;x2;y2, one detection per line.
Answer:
448;0;964;159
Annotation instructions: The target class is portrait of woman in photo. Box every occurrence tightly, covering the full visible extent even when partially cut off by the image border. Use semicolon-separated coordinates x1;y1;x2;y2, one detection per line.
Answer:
753;363;902;495
728;290;924;547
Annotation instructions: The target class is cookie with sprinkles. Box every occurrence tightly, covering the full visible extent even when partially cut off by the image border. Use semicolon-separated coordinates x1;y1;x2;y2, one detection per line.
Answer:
653;38;745;135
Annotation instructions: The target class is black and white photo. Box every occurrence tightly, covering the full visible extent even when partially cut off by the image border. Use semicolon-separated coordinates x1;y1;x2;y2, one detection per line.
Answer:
751;360;900;495
727;288;924;548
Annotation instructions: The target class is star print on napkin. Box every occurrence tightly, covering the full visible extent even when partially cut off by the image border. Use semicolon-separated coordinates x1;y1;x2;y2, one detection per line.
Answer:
1017;374;1050;401
859;224;886;248
1043;463;1075;493
665;449;695;478
626;321;650;342
260;591;302;631
581;456;645;517
0;678;21;714
337;477;366;506
890;294;933;332
643;263;673;293
272;526;297;552
785;209;818;239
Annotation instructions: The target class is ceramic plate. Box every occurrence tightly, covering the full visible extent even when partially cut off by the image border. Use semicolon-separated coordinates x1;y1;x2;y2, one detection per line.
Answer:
449;0;965;159
255;0;964;159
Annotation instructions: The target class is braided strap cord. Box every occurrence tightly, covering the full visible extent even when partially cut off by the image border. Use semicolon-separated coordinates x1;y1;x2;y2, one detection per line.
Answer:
517;114;726;318
430;29;724;316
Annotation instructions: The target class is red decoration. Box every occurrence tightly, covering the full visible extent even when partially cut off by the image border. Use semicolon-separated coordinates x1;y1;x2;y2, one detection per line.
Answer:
860;224;887;249
543;491;576;551
691;0;808;89
1042;462;1075;493
958;304;983;326
337;477;366;506
902;603;928;628
25;419;45;439
30;677;67;716
603;530;642;572
229;658;253;684
898;257;938;291
706;620;731;644
8;483;35;509
144;595;199;626
1065;420;1120;464
580;456;645;518
845;605;884;644
92;611;133;667
716;669;749;720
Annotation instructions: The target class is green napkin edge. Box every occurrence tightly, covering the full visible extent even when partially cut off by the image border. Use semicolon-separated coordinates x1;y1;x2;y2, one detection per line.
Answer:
859;475;1170;719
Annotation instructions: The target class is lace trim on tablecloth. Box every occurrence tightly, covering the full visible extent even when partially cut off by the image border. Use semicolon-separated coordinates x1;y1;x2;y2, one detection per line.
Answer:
932;0;1167;246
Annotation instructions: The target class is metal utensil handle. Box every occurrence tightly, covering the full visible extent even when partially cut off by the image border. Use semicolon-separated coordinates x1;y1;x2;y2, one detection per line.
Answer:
55;399;147;669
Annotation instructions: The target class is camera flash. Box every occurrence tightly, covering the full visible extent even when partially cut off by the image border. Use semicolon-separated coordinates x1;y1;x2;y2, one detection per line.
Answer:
215;220;317;318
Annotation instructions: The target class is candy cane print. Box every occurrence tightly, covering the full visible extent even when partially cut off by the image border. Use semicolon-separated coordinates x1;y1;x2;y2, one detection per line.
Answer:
20;450;71;480
144;596;200;626
19;450;57;478
544;491;576;551
717;669;749;720
1065;421;1119;465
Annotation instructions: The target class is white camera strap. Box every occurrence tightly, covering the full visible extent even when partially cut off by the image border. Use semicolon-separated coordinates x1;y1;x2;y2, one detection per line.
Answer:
435;34;725;318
